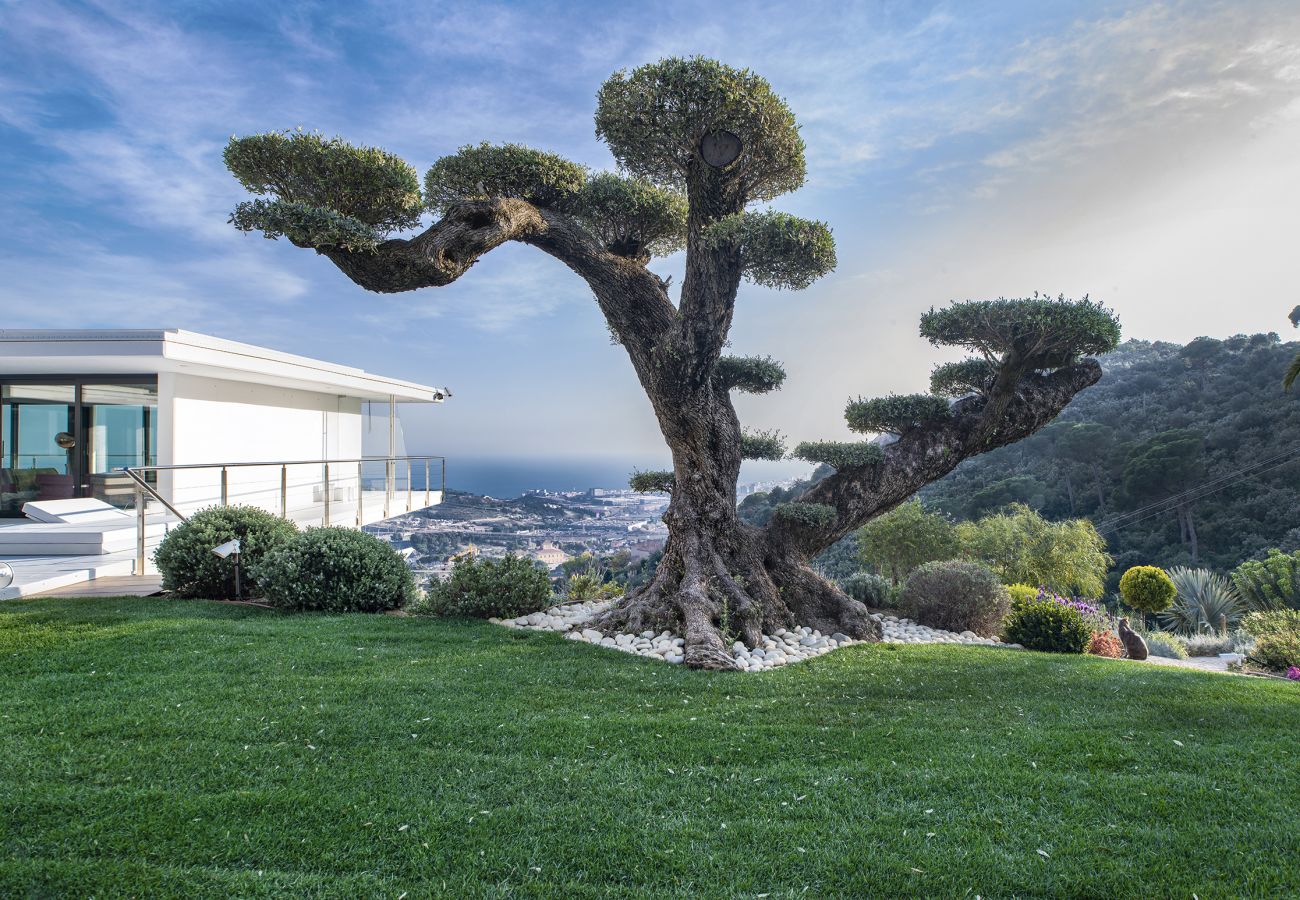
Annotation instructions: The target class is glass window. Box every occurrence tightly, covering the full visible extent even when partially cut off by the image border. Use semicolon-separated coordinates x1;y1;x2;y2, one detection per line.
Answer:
1;384;77;515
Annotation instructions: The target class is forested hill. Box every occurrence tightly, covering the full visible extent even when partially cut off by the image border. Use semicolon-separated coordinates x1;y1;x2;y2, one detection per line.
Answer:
921;333;1300;575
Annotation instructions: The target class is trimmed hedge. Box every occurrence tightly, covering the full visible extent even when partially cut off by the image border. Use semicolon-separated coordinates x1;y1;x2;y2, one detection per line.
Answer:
154;505;298;599
252;527;418;613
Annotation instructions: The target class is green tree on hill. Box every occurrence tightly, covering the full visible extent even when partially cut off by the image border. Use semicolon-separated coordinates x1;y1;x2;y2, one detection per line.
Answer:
1122;429;1205;564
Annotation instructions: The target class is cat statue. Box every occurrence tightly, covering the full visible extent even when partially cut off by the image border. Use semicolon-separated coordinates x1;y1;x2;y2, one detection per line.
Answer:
1117;617;1148;660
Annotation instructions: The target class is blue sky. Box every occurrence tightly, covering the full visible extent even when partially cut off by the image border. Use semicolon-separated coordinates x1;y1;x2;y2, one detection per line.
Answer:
2;1;1299;474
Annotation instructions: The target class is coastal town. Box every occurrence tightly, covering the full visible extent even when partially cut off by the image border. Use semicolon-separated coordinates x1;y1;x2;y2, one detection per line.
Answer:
366;478;800;583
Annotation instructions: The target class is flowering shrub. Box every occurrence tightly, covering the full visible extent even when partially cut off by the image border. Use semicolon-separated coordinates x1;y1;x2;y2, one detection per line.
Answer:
1034;588;1113;634
1087;631;1124;658
1287;666;1300;681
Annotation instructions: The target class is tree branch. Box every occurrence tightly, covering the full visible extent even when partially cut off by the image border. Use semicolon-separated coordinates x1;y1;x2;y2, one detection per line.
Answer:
763;360;1104;559
309;198;677;351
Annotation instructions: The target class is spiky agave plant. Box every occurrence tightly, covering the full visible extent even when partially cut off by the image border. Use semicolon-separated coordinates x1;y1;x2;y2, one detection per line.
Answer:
1161;567;1245;634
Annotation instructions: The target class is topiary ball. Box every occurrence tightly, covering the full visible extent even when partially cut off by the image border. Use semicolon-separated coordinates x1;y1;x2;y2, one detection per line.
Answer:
252;527;418;613
1003;599;1091;653
153;505;299;600
1119;565;1177;614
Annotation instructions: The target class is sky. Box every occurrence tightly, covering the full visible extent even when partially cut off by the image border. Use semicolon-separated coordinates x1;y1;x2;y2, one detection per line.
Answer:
2;0;1299;476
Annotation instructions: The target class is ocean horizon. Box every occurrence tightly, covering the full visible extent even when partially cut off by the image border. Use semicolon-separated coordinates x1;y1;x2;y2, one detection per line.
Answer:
412;455;813;500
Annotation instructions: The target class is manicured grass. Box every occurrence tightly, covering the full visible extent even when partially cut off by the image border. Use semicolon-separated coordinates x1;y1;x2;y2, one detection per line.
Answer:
2;598;1297;897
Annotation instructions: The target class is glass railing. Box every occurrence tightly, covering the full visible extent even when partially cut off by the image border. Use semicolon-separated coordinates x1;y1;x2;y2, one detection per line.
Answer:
120;455;446;575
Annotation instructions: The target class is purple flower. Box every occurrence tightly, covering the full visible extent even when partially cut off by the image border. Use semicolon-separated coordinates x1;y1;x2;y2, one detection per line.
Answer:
1035;587;1113;632
1287;666;1300;681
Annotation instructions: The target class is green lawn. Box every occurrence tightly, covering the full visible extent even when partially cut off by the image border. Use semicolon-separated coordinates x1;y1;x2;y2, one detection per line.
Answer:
1;599;1297;898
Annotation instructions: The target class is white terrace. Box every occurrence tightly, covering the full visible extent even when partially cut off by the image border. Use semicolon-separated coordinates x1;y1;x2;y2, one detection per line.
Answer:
0;329;448;599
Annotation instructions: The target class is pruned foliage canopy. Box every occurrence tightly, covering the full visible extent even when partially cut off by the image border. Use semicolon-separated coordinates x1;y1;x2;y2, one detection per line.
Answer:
595;57;806;201
740;429;786;461
774;501;838;529
846;394;952;435
573;173;687;259
930;358;998;398
224;130;423;248
715;355;786;394
704;211;835;290
423;142;586;215
920;295;1121;369
628;470;674;493
792;440;884;470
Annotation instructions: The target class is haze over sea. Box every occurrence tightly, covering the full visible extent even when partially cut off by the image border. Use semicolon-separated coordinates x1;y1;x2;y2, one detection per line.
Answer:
419;456;813;500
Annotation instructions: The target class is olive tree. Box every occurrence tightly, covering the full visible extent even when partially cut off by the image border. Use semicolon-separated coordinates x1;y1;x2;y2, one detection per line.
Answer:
224;57;1120;668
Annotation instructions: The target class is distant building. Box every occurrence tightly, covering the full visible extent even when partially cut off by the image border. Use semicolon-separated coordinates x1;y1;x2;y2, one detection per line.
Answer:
533;539;570;568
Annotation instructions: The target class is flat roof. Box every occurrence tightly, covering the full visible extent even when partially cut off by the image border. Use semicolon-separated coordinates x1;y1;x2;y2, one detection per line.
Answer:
0;329;446;403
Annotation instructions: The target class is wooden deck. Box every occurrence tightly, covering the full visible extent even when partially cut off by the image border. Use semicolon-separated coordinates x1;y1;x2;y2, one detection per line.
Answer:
26;574;163;598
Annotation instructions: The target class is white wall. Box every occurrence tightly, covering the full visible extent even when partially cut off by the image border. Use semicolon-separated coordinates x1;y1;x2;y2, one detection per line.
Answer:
158;373;362;516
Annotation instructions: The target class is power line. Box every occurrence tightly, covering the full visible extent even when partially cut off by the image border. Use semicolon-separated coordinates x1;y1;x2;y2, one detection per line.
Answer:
1095;444;1300;530
1096;448;1300;536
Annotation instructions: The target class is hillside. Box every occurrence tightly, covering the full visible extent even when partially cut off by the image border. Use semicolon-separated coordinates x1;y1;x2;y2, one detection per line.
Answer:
921;333;1300;575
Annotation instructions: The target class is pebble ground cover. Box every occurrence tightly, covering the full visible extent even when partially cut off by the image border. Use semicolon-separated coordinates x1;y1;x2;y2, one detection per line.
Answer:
2;597;1298;897
495;600;1017;670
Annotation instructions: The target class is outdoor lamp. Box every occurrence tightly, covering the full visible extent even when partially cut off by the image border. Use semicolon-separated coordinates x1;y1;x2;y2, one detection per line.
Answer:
0;561;13;591
212;539;242;599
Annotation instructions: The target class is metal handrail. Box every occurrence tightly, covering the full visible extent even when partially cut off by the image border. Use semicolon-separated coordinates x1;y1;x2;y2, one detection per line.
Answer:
120;455;447;575
123;455;446;472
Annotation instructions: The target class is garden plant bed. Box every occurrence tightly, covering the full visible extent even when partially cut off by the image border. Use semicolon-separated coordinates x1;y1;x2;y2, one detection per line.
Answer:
2;597;1298;897
493;601;1020;670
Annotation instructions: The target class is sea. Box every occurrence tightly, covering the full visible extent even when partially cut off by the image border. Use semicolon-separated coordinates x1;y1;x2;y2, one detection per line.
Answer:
411;455;812;500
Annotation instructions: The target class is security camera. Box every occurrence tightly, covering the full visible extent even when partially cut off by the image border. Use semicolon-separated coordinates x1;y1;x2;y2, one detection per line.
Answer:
212;539;241;559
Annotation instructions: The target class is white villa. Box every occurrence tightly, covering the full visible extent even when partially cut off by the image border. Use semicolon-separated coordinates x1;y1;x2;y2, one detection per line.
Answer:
0;329;448;598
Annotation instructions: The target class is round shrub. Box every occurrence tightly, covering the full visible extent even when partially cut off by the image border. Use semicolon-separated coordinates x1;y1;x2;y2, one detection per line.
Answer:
899;560;1011;637
1086;631;1124;658
154;505;298;599
425;553;553;619
1007;583;1039;611
1003;599;1091;653
841;572;895;608
252;527;418;613
1119;565;1177;614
